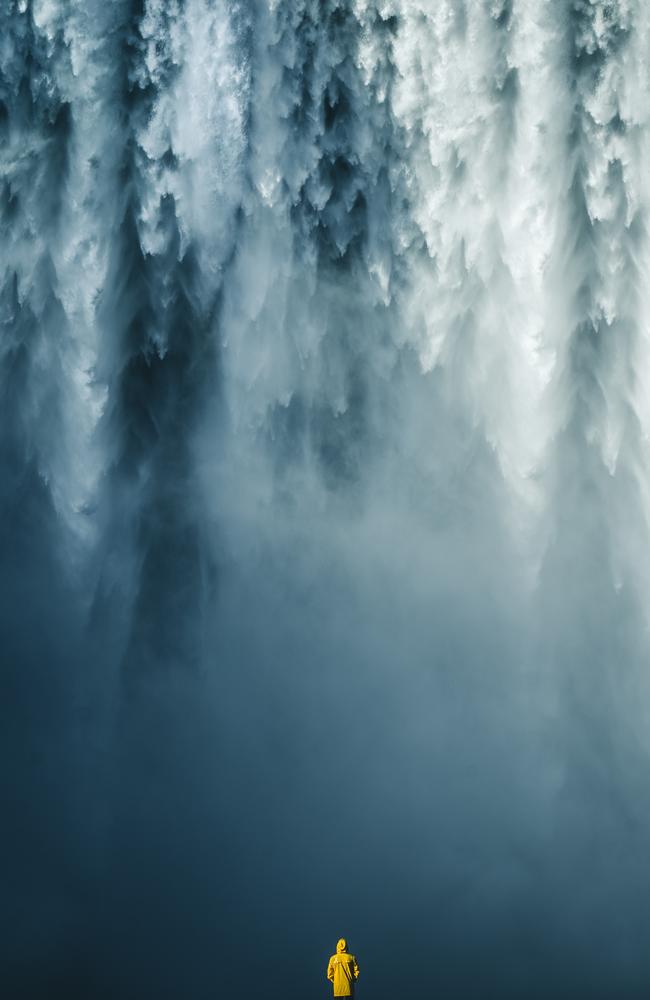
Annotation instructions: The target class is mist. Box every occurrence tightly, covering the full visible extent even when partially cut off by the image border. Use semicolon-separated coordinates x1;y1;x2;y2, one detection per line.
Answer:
3;1;650;997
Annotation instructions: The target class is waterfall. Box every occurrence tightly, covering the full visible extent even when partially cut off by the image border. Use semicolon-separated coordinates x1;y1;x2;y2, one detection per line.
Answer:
3;2;650;996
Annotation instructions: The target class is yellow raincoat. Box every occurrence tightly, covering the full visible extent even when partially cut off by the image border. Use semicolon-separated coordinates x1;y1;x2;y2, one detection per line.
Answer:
327;938;359;997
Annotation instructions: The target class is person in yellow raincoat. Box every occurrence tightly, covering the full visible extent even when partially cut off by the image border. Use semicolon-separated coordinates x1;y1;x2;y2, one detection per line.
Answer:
326;938;360;997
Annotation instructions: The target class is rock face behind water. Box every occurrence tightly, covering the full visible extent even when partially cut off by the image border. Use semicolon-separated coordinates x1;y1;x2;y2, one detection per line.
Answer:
2;2;650;998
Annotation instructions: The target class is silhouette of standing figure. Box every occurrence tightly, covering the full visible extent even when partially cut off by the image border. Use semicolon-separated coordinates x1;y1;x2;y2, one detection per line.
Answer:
327;938;360;997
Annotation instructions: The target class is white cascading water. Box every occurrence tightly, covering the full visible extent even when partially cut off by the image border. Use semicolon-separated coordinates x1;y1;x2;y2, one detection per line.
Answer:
3;1;650;996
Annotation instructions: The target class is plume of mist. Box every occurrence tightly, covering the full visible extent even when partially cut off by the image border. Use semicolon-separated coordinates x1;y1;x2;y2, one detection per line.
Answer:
3;1;650;997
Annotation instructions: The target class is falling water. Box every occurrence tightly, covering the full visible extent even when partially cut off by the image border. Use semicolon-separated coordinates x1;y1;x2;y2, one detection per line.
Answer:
3;1;650;996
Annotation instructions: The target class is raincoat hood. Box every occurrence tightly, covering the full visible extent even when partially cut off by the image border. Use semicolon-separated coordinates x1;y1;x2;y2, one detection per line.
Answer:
337;939;347;953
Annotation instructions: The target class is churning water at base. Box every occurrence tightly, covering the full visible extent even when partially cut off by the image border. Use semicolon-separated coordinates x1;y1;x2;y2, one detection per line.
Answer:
3;1;650;997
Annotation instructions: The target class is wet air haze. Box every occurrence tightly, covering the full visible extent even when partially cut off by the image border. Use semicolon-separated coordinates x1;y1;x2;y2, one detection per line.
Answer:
3;1;650;997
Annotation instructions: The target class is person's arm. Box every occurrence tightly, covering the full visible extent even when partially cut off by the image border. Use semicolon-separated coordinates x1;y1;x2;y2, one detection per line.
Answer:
353;956;359;980
327;957;335;982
